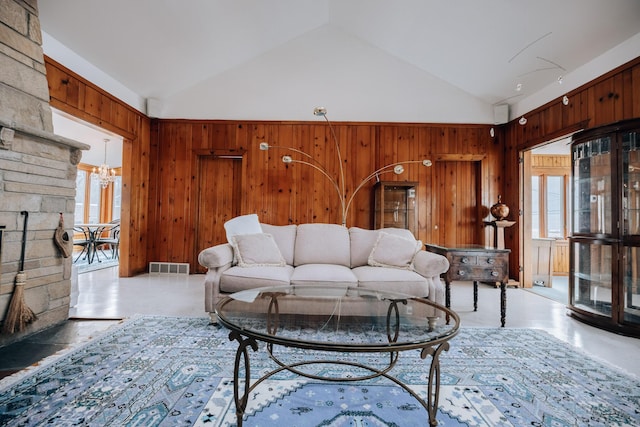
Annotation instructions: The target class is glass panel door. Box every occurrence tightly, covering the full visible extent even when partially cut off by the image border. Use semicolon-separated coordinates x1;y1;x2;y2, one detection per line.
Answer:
621;131;640;326
572;137;612;235
622;131;640;236
622;246;640;324
571;240;613;317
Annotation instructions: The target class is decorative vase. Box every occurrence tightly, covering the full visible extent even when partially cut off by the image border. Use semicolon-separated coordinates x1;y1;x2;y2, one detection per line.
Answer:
490;195;509;220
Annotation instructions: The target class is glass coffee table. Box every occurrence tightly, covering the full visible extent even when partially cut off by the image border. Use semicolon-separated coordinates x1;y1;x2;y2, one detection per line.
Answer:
216;284;460;426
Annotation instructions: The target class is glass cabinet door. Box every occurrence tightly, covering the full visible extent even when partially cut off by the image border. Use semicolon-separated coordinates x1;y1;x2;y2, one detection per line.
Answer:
622;246;640;325
571;240;613;317
572;137;612;236
373;182;418;236
622;131;640;237
622;130;640;326
570;118;640;336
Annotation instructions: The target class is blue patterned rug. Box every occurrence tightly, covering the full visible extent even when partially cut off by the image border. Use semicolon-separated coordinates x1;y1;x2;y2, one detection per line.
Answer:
0;316;638;426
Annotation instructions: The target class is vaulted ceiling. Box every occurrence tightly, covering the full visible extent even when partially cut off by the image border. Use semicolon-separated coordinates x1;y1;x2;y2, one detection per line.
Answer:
39;0;640;124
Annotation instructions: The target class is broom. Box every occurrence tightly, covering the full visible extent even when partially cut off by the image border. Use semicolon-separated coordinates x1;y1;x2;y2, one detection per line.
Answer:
2;211;37;334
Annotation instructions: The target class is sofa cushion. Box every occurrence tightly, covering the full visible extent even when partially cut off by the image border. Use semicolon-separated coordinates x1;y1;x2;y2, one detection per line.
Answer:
290;264;357;286
349;227;380;268
220;265;294;293
294;223;350;267
230;233;286;267
368;232;421;269
352;266;429;297
261;223;297;265
349;227;420;268
223;213;262;243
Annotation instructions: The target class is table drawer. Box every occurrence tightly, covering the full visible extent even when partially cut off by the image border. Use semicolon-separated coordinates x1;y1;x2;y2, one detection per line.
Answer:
477;255;508;267
450;254;478;265
448;266;506;282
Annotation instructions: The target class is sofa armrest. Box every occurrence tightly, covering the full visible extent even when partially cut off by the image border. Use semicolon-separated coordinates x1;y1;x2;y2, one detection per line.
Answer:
198;243;235;317
412;250;449;278
198;243;234;268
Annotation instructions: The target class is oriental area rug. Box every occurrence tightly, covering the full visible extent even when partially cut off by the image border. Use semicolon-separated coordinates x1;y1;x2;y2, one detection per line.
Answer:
0;316;638;426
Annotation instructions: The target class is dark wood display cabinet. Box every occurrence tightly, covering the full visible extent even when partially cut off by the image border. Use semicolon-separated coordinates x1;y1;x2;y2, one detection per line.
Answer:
373;181;418;237
570;118;640;337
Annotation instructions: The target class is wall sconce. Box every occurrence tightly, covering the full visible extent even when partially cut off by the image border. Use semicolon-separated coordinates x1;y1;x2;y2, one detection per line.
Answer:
562;95;569;106
490;127;495;138
519;116;527;125
260;107;432;226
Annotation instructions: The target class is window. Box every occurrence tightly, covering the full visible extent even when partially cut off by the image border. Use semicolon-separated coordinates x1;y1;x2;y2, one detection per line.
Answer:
547;176;565;238
112;176;122;221
531;173;570;239
75;169;87;224
532;176;540;238
75;164;121;224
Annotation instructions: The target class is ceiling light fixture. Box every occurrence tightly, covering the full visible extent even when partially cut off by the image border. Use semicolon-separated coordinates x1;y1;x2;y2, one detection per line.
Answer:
260;107;432;226
516;83;523;92
92;138;116;189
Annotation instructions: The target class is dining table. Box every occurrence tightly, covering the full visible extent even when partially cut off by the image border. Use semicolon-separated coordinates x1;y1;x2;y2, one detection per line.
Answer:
73;223;115;264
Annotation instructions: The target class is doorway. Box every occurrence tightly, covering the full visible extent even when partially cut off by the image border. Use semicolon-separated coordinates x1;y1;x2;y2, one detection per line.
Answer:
51;110;124;274
430;159;483;247
521;137;572;304
193;155;243;273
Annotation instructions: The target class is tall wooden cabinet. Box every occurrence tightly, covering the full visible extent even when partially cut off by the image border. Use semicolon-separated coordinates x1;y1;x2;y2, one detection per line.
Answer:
373;181;418;237
570;118;640;337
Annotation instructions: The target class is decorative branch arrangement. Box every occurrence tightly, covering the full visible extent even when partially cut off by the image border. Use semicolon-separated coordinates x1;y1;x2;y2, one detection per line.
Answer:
260;107;432;226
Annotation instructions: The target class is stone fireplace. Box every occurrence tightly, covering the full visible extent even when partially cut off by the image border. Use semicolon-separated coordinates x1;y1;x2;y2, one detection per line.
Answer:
0;0;88;345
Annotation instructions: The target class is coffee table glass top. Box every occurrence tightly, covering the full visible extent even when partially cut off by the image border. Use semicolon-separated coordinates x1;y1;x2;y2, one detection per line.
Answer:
216;285;459;351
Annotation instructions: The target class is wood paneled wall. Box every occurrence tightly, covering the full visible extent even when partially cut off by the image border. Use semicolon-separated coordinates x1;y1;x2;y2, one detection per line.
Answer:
503;55;640;281
45;52;640;279
45;57;150;276
147;120;503;271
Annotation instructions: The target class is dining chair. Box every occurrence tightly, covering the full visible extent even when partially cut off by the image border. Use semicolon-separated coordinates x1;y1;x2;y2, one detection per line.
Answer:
72;227;92;263
94;220;120;260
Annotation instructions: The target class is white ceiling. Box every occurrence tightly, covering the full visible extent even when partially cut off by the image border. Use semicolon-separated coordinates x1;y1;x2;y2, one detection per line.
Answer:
39;1;640;141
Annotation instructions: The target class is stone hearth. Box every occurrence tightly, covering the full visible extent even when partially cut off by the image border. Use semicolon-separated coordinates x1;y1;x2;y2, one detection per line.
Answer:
0;0;89;345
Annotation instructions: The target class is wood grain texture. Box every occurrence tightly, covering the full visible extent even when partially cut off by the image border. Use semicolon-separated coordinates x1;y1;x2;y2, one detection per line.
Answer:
45;55;640;278
503;56;640;283
46;56;149;276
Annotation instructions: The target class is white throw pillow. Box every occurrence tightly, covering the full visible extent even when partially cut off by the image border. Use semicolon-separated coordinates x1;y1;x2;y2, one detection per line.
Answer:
224;214;262;243
368;231;421;269
230;233;286;267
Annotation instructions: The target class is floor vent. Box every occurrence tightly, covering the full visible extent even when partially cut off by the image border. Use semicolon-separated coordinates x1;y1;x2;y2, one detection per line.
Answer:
149;262;190;275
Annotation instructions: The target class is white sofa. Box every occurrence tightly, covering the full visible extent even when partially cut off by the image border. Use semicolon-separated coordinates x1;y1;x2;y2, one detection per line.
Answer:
198;222;449;322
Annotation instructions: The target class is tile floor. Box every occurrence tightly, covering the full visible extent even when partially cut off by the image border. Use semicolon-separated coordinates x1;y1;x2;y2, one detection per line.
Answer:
0;266;638;380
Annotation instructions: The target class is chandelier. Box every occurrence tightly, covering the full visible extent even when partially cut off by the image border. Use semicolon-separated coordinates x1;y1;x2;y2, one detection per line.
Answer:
260;107;432;226
92;138;116;189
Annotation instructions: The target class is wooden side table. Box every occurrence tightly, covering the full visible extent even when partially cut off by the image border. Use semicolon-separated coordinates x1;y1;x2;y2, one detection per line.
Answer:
424;244;510;327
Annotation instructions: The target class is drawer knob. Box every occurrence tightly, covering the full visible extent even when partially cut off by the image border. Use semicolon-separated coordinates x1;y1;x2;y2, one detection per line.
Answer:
491;271;499;277
458;270;466;276
461;257;469;264
487;258;495;265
